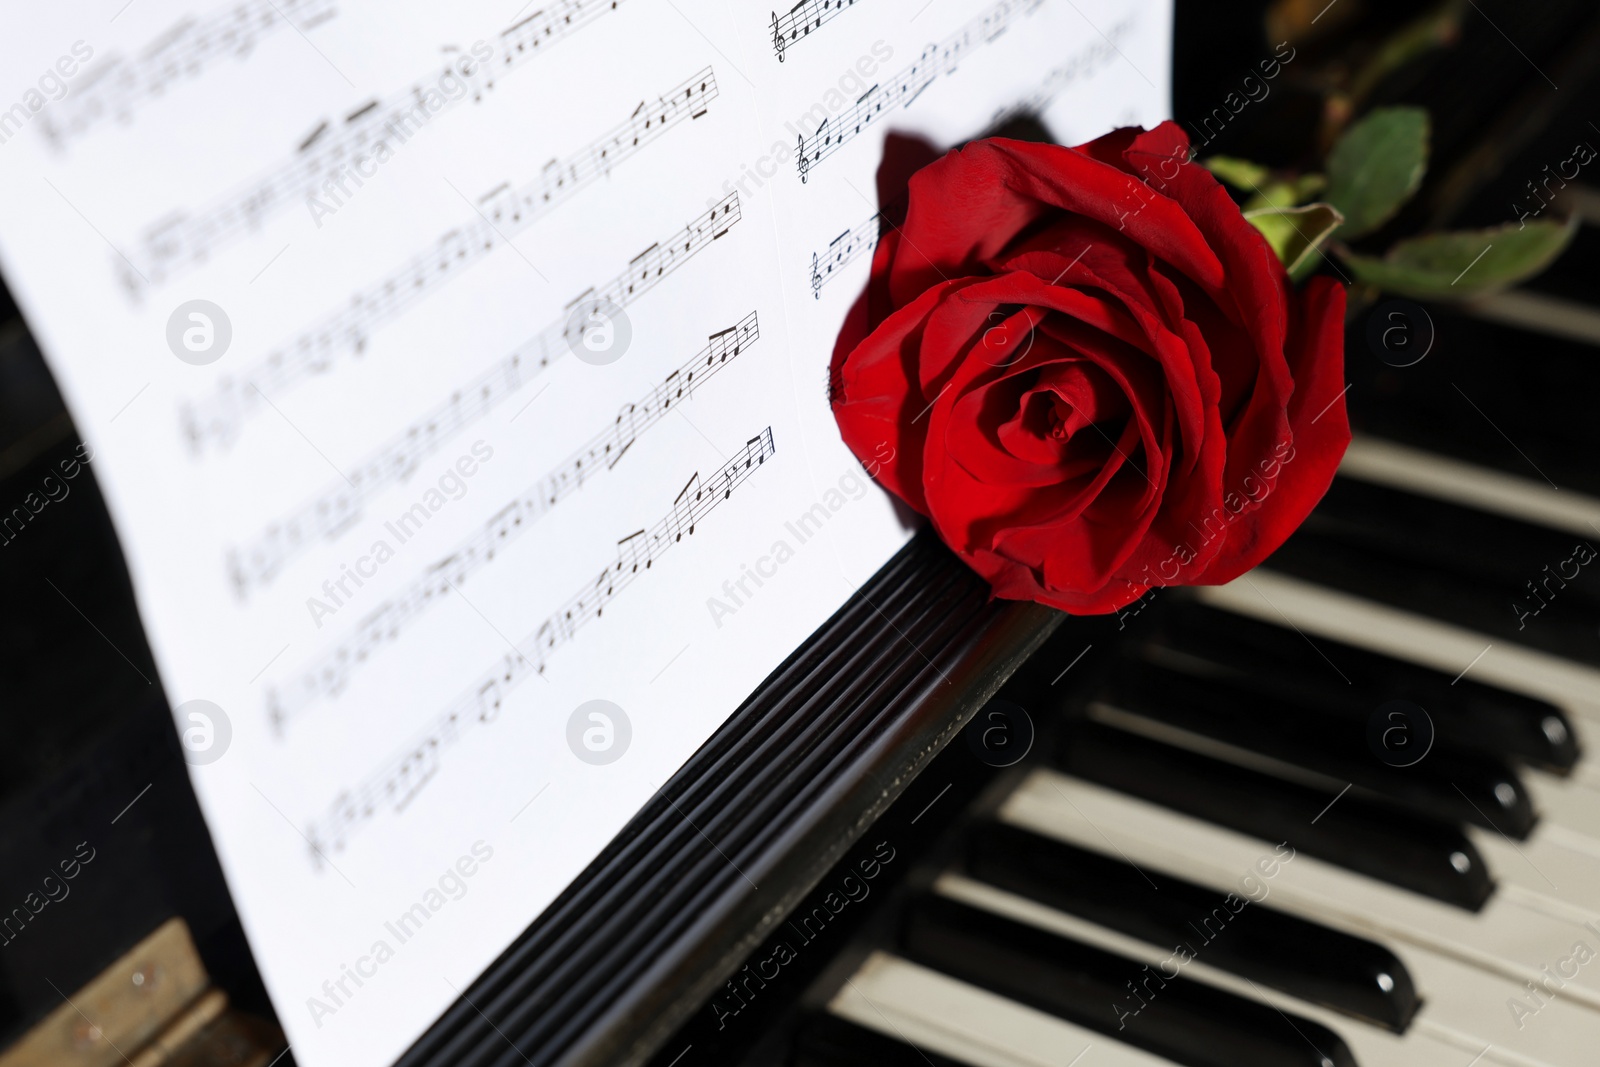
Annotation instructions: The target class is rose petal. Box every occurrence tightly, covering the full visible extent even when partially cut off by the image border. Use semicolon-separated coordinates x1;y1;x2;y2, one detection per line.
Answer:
832;277;988;513
888;139;1226;308
1195;276;1350;582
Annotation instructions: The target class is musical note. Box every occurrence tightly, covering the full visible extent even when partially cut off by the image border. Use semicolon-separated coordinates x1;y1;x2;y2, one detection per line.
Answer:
181;67;720;452
224;193;743;599
302;427;777;859
305;789;359;865
793;0;1043;182
39;0;340;149
769;0;863;62
260;313;758;725
387;735;440;811
670;472;701;540
119;0;635;296
615;528;652;574
475;678;503;723
807;213;887;298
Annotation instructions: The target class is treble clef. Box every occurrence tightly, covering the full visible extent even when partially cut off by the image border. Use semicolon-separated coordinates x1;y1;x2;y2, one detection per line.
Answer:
797;133;809;183
772;10;785;61
810;253;822;299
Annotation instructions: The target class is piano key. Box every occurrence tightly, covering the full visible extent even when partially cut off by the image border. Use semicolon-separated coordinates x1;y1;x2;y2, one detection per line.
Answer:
964;821;1421;1031
1468;288;1600;349
1295;445;1600;668
1296;476;1600;611
1138;601;1580;772
1347;308;1600;495
1286;438;1600;779
1081;699;1600;921
792;1013;974;1067
1098;660;1538;837
1266;530;1600;666
931;874;1478;1067
1194;570;1600;775
1052;718;1494;909
1453;752;1600;920
1186;578;1600;917
827;952;1183;1067
1467;821;1600;921
1001;769;1600;1066
1339;435;1600;540
1524;772;1600;853
901;894;1359;1067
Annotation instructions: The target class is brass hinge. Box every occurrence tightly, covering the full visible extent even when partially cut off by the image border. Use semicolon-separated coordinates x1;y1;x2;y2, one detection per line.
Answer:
0;918;283;1067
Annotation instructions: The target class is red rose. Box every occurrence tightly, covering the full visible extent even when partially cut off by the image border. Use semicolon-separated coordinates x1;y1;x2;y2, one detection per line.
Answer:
830;122;1350;614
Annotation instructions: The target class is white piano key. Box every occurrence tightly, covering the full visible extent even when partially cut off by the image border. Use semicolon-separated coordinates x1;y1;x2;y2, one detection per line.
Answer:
1000;769;1600;1067
1466;290;1600;348
1468;826;1600;921
1525;773;1600;853
1524;775;1600;877
1339;435;1600;539
933;873;1481;1067
830;951;1179;1067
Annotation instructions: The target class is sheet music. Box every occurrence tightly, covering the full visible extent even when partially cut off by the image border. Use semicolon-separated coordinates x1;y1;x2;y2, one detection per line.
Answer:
771;0;865;63
0;2;1169;1065
40;0;341;147
186;67;723;452
268;312;760;725
734;0;1171;560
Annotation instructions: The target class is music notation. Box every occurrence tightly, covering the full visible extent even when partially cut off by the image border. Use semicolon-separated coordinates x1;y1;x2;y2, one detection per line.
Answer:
803;17;1124;297
225;192;743;596
266;312;760;728
795;0;1044;182
303;427;777;862
120;0;631;295
40;0;339;148
769;0;861;62
988;16;1135;129
181;67;720;452
810;212;884;298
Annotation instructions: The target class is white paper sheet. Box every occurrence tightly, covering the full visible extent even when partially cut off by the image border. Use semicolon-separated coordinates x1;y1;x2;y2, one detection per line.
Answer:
0;2;1170;1063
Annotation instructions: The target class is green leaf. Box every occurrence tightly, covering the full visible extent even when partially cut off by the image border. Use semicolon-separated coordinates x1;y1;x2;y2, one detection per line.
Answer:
1341;218;1578;300
1243;202;1345;276
1324;106;1429;238
1203;155;1272;191
1242;174;1328;214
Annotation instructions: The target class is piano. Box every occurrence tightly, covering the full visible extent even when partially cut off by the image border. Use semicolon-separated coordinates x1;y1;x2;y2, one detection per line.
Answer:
3;2;1599;1066
636;4;1600;1066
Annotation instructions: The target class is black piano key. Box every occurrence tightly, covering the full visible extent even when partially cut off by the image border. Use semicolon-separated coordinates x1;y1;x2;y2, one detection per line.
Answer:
1347;310;1600;496
1143;602;1580;773
967;822;1420;1033
1266;529;1600;667
902;895;1358;1067
1101;662;1538;838
1302;478;1600;611
1053;721;1495;911
791;1014;972;1067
